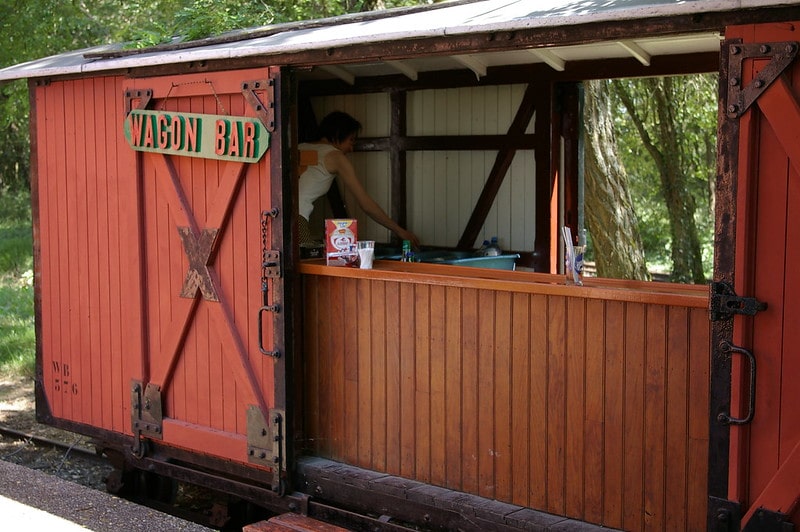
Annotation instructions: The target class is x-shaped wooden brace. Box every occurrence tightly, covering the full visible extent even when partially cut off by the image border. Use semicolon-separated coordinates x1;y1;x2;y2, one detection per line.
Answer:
178;227;220;301
149;153;270;416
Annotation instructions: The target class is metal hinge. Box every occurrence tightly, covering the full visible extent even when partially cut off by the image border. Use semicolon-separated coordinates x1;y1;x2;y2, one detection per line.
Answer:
247;406;286;494
131;380;163;458
709;281;767;321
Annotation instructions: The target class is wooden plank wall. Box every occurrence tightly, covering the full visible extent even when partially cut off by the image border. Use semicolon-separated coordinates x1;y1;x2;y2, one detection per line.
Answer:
309;85;536;250
301;274;709;531
34;76;141;434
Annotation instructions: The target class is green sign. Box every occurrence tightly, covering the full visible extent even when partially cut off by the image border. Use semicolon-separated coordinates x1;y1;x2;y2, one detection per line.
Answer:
124;109;270;163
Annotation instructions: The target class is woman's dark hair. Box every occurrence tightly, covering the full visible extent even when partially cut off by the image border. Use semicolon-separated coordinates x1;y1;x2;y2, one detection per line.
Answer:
317;111;362;144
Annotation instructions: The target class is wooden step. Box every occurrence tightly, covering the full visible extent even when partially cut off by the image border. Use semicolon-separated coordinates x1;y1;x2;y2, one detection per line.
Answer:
244;512;349;532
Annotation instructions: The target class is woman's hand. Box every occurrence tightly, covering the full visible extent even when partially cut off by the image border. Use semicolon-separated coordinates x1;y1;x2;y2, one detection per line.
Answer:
398;228;421;249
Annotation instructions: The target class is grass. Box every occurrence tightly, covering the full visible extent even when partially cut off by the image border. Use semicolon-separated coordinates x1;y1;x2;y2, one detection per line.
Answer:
0;187;35;378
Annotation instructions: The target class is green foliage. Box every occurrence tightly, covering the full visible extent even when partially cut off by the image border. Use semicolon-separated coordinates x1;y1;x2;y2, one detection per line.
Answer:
114;0;429;47
610;74;717;279
0;0;428;188
0;188;34;376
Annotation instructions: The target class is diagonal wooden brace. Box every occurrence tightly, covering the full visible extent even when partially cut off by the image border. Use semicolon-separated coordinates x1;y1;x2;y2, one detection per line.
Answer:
178;227;220;301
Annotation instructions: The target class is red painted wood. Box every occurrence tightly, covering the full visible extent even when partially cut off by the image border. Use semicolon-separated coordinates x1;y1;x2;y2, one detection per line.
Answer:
726;20;800;528
32;66;279;468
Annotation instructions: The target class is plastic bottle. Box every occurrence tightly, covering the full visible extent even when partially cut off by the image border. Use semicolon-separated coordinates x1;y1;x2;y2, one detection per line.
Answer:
476;240;490;256
484;236;502;256
401;240;412;262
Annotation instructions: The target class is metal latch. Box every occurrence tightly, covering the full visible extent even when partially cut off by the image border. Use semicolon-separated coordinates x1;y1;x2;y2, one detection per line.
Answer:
247;406;286;495
263;250;281;278
709;281;767;321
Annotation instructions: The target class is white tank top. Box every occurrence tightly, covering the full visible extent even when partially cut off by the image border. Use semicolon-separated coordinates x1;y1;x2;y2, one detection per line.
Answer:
297;142;340;221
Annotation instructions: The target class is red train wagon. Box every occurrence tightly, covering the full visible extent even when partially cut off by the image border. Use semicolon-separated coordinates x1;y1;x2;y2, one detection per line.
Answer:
2;1;800;530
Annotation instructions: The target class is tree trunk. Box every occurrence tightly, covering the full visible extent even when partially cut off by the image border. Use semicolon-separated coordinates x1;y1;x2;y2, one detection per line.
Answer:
613;78;705;283
583;80;650;280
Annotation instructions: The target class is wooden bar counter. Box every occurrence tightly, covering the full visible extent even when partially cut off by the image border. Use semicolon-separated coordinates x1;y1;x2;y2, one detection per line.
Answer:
299;259;710;531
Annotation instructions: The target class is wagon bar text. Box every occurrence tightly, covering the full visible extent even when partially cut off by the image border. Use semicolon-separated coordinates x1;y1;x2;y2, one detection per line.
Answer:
124;109;270;163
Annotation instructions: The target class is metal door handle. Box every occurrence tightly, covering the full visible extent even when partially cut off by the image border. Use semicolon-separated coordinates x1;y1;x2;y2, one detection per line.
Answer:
258;305;281;358
718;340;756;425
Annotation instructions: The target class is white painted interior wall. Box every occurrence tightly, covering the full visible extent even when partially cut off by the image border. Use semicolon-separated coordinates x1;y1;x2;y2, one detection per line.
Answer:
310;84;537;251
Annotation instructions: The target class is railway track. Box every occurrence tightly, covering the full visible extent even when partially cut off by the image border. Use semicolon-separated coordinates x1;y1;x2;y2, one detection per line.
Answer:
0;423;266;530
0;423;103;461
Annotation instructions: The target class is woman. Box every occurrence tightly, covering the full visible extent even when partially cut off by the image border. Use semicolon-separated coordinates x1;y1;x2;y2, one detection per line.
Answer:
298;111;420;248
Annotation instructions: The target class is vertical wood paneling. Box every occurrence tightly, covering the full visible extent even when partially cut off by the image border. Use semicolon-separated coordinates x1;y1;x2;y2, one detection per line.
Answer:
494;291;512;502
583;298;606;523
64;79;81;422
623;303;646;531
478;289;496;499
357;279;373;468
385;281;401;475
74;78;91;423
528;294;549;510
40;81;60;420
414;284;431;483
565;297;586;518
443;286;462;488
371;280;387;472
645;305;667;531
665;306;688;531
603;301;625;528
108;76;129;433
303;276;710;531
748;113;785;496
510;292;530;506
344;278;360;466
82;79;99;427
399;282;416;478
305;276;322;455
546;295;566;514
429;285;447;487
36;77;137;432
687;308;710;526
461;288;479;494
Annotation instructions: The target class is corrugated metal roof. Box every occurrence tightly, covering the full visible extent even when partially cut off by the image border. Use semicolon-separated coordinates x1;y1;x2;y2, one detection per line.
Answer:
0;0;796;81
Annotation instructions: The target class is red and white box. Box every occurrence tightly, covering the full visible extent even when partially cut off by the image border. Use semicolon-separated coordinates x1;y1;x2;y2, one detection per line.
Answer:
325;219;358;266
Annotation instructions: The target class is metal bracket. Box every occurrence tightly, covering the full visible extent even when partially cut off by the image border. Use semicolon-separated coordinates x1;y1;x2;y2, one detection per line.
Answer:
247;406;286;494
131;380;164;457
709;496;742;532
263;250;282;278
726;41;799;119
242;78;276;132
743;507;794;532
709;281;767;321
124;88;153;116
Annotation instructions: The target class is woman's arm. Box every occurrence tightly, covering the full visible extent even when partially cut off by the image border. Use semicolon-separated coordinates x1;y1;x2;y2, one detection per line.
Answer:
326;150;421;247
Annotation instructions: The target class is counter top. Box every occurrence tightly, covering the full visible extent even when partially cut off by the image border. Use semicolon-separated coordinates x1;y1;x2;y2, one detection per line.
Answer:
298;259;709;308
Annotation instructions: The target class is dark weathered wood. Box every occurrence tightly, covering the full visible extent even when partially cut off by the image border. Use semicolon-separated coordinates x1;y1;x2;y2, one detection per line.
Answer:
356;134;537;152
389;90;407;233
299;54;720;97
559;83;581;243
